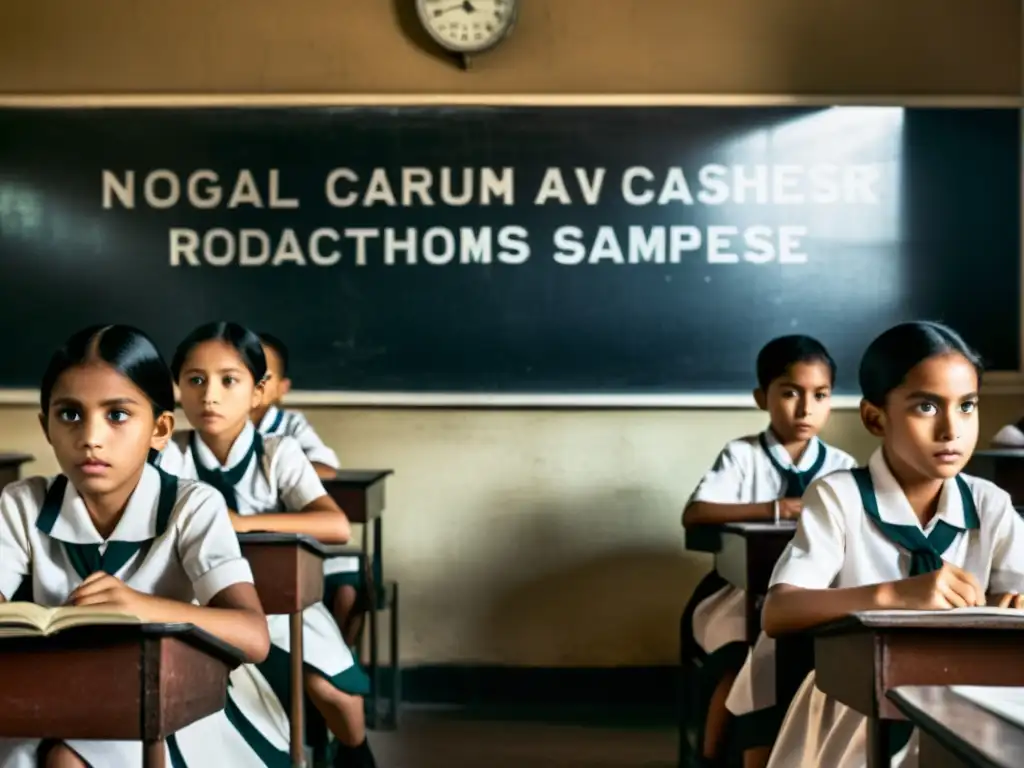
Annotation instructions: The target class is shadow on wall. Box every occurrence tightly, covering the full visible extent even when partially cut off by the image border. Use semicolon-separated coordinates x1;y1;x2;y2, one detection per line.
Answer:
458;486;710;666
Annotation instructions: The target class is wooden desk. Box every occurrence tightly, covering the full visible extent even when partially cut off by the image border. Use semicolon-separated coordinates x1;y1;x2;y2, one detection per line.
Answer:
966;450;1024;506
889;686;1024;768
0;453;32;490
813;612;1024;768
0;623;242;768
686;521;797;641
322;470;393;711
239;533;355;767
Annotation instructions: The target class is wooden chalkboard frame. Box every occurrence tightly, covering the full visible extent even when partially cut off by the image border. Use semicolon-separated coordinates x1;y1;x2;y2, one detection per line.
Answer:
1;93;1022;409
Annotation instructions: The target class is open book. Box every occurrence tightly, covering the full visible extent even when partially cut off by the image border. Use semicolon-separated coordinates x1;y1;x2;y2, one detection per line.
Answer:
0;602;140;638
858;607;1024;619
952;686;1024;728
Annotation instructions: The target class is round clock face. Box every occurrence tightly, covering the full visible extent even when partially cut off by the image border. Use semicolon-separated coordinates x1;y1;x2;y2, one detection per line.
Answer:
415;0;518;54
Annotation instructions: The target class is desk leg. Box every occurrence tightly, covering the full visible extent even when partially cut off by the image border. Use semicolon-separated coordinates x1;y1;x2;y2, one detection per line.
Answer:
866;718;889;768
290;612;306;768
143;740;166;768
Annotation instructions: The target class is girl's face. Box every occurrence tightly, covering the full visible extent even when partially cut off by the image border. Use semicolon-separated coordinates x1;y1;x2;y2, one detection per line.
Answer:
178;340;262;440
42;362;173;497
863;352;980;484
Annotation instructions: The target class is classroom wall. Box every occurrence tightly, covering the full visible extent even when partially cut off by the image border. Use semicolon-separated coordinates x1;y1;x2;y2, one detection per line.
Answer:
1;0;1021;668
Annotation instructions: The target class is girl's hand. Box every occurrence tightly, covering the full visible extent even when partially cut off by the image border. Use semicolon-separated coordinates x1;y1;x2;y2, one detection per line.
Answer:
778;498;803;520
989;592;1024;609
66;573;157;618
890;563;985;610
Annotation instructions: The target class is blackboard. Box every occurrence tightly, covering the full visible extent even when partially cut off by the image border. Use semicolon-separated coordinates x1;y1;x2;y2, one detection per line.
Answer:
0;105;1018;396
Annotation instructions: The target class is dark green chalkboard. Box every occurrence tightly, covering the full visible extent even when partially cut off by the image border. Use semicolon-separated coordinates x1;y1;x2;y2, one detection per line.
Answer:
0;106;1018;394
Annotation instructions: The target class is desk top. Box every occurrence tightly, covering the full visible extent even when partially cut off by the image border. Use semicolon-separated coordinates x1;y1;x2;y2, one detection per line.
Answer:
237;531;359;559
889;686;1024;768
0;622;245;666
721;521;798;536
0;453;33;466
815;609;1024;635
973;449;1024;460
685;520;797;553
324;470;394;487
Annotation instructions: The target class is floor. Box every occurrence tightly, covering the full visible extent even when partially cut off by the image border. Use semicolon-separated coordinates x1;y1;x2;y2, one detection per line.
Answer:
368;706;677;768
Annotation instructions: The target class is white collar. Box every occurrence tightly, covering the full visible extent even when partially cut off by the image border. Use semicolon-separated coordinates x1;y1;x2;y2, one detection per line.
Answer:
762;429;821;472
192;420;257;471
866;447;968;531
44;463;166;544
257;404;282;434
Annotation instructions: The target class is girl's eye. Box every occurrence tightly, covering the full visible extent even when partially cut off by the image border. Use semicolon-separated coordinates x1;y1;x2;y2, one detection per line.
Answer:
782;390;798;399
916;402;937;415
815;392;829;401
222;376;238;387
961;400;978;414
57;408;80;423
108;409;130;424
189;376;204;386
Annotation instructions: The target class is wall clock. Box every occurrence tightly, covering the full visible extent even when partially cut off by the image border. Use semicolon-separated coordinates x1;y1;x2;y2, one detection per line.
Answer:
415;0;519;69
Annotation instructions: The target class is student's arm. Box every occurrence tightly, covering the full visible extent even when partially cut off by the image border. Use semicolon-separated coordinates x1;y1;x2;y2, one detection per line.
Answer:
763;479;986;637
313;463;338;480
985;493;1024;606
68;484;270;662
288;412;341;477
684;500;801;526
682;442;800;527
231;438;350;544
70;575;269;662
232;495;350;543
0;484;33;602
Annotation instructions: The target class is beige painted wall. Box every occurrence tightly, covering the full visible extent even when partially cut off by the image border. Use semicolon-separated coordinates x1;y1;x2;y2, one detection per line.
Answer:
1;0;1021;666
0;402;1020;666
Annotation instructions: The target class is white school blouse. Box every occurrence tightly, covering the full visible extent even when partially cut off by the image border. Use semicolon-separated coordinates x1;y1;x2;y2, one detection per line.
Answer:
0;464;284;768
254;407;355;582
158;422;362;682
688;431;856;654
257;404;340;470
765;448;1024;768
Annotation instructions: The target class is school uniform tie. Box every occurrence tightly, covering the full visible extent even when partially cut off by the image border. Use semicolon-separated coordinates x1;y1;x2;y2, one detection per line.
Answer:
850;467;979;577
758;432;827;497
191;430;264;512
850;465;979;758
263;409;284;435
37;470;178;580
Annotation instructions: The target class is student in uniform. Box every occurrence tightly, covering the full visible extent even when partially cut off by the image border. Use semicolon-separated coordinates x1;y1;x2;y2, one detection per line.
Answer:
251;333;340;479
156;321;376;768
681;335;857;767
762;321;1024;768
250;332;363;646
0;324;289;768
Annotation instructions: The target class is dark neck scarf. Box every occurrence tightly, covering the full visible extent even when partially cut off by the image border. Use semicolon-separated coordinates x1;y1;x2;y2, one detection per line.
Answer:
850;465;978;757
37;469;178;581
850;467;978;577
191;430;264;511
758;432;827;498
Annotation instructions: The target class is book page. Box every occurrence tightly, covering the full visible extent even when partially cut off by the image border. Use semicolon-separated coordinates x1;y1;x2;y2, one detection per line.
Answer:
951;686;1024;729
48;607;141;635
857;607;1024;619
0;601;55;630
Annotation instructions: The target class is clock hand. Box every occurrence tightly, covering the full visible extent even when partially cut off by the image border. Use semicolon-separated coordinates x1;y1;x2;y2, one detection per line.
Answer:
433;3;464;16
